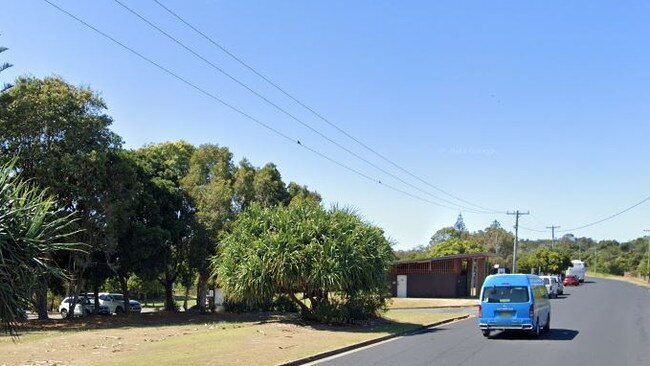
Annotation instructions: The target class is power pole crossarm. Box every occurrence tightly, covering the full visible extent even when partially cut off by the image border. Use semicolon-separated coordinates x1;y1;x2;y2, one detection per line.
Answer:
507;210;530;273
546;225;560;248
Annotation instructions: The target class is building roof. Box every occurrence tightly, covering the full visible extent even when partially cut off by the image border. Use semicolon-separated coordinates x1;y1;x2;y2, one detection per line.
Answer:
393;252;492;265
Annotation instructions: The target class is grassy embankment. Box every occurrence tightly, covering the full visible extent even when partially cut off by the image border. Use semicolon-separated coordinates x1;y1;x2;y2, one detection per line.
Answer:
586;270;650;289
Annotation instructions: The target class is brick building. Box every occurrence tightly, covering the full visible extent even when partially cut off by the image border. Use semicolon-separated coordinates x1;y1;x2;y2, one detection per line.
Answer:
389;253;491;298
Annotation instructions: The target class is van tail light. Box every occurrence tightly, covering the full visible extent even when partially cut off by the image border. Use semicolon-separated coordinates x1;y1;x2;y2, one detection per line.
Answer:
478;304;482;318
529;304;535;319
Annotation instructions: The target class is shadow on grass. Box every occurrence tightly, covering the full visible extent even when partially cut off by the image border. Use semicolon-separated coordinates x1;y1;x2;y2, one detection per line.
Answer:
6;310;443;340
286;317;427;337
6;311;297;337
490;328;578;341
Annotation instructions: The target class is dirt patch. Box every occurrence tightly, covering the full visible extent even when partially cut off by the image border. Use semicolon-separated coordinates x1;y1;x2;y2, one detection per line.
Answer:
0;311;467;366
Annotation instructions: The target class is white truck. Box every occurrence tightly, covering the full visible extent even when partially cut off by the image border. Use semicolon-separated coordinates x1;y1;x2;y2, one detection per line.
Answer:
566;260;586;282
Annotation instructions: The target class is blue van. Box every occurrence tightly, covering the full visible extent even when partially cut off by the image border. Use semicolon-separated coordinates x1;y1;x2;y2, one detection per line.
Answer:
478;274;551;338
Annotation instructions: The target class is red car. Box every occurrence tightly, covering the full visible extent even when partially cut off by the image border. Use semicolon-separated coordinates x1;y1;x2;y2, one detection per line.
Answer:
563;275;579;286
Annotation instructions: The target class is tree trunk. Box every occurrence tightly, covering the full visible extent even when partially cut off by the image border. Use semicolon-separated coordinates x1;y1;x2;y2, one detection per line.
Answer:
34;275;49;320
93;283;101;315
119;276;130;315
67;290;78;319
288;292;311;318
197;272;209;313
182;286;189;311
163;271;176;312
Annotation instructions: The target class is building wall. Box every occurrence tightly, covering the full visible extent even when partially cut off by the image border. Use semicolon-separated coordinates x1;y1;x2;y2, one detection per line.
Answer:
390;255;491;298
390;273;462;298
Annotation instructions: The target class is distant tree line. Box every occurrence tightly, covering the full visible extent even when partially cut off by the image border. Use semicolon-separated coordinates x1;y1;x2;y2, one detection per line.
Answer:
395;214;649;278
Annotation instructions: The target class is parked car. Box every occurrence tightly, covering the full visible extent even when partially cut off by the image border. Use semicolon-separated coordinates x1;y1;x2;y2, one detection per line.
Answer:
96;292;142;314
478;274;551;338
540;276;560;298
97;292;127;314
553;275;564;295
58;296;109;317
563;275;580;286
129;299;142;313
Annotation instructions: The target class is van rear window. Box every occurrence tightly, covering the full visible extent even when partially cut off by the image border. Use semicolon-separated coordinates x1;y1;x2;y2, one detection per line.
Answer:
482;286;530;303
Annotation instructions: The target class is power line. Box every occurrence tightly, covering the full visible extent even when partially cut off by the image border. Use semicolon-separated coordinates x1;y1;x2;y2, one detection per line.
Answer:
110;0;494;215
41;0;488;214
150;0;503;214
558;196;650;233
518;225;548;233
518;215;549;233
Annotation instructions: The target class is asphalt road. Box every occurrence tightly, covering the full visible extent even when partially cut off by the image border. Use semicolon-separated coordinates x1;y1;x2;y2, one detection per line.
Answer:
318;278;650;366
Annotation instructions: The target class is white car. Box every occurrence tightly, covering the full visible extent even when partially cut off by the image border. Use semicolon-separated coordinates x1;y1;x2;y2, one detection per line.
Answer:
553;275;564;295
96;293;142;314
58;296;104;317
540;276;560;298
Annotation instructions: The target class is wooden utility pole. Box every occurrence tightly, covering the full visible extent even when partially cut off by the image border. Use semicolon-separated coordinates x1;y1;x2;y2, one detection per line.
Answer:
546;225;560;248
643;230;650;282
507;210;529;273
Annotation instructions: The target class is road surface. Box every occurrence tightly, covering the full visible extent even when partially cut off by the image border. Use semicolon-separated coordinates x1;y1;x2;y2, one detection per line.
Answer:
318;278;650;366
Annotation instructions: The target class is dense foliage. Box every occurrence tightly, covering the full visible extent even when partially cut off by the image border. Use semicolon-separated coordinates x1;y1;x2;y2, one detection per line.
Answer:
0;75;328;320
517;247;572;274
397;219;648;278
0;162;80;335
215;202;394;322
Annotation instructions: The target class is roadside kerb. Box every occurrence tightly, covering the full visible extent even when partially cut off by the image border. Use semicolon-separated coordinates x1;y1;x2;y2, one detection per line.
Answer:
389;305;476;310
277;314;471;366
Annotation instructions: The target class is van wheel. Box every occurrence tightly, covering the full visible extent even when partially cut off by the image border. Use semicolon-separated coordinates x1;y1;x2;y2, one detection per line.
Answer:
532;319;541;338
482;330;490;338
543;315;550;333
115;307;124;315
60;309;68;318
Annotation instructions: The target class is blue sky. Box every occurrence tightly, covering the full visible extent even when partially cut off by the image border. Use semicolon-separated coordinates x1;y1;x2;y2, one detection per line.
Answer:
2;1;649;249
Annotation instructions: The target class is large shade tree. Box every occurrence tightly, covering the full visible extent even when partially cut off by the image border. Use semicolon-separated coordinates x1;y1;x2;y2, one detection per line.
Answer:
0;76;121;318
131;141;195;311
104;150;171;314
180;144;234;312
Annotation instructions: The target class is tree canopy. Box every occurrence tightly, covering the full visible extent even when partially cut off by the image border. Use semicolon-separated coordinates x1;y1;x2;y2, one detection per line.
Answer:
215;201;393;322
517;247;571;275
427;238;485;258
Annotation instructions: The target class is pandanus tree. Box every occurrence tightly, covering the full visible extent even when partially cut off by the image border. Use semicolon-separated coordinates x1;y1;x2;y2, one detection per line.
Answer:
0;161;81;336
215;201;394;322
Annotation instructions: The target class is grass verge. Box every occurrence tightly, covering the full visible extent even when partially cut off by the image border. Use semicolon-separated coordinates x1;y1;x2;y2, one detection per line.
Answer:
587;271;650;289
0;310;468;366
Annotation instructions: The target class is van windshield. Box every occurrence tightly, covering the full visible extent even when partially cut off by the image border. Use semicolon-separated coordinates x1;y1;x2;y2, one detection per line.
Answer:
482;286;530;303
